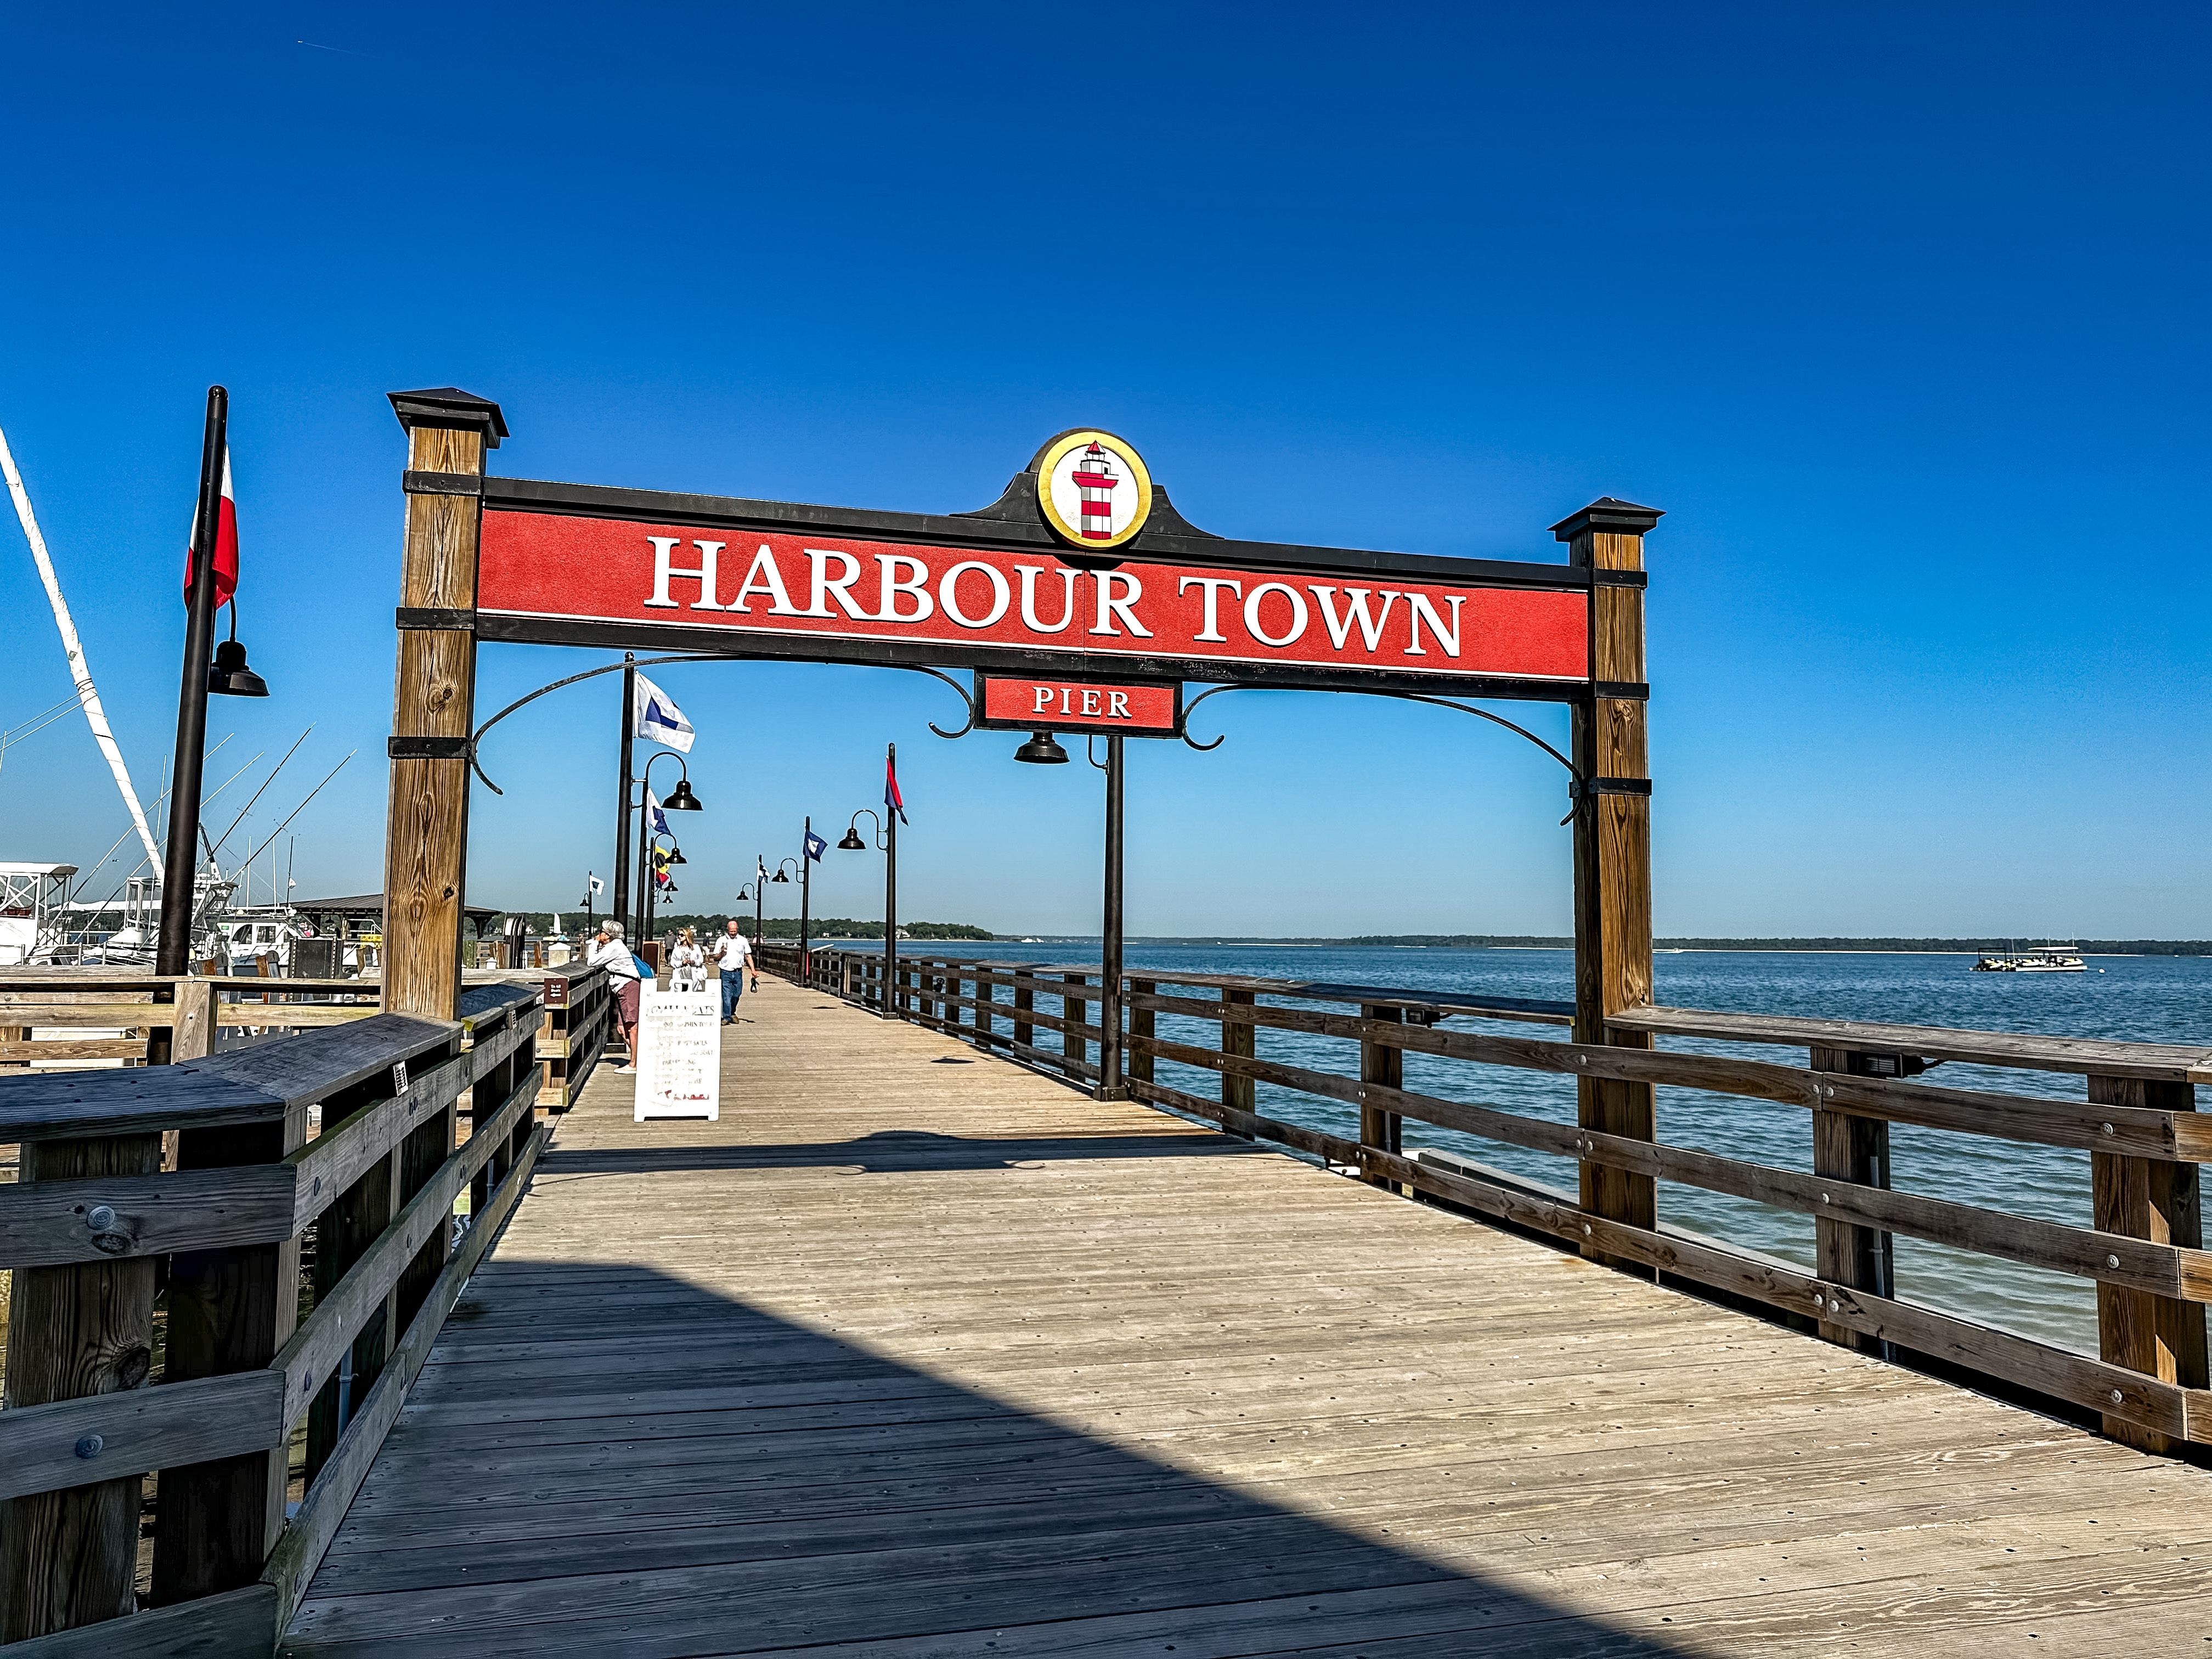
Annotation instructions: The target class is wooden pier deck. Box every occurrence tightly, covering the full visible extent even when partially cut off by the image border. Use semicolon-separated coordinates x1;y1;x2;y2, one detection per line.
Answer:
280;976;2212;1656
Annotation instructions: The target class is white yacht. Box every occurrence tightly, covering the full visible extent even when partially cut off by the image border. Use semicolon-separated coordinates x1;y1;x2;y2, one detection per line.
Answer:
1972;944;2087;973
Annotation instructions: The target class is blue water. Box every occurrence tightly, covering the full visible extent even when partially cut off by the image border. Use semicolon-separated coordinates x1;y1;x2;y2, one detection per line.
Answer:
999;945;2212;1355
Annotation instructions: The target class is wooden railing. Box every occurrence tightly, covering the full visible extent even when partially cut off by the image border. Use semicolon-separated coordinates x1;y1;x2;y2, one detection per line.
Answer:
0;980;548;1650
776;947;2212;1457
0;974;385;1073
533;962;612;1109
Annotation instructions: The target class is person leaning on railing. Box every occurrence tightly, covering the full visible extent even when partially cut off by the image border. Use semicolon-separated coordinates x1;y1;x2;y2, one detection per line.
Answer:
590;919;644;1072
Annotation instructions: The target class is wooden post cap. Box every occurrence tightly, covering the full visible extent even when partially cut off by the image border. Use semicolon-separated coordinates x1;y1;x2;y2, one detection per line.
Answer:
1550;498;1664;541
387;387;509;449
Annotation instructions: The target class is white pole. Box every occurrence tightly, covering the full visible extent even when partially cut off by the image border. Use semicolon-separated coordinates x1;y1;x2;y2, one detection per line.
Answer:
0;418;162;871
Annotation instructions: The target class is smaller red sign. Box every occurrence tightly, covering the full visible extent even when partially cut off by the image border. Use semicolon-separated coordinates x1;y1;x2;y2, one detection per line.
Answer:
978;675;1181;736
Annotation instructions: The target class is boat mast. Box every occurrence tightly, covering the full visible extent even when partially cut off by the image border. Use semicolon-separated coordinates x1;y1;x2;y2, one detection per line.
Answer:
1;417;162;872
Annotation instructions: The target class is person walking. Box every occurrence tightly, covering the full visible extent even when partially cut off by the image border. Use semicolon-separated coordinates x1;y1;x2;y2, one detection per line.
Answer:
709;917;753;1024
590;919;644;1073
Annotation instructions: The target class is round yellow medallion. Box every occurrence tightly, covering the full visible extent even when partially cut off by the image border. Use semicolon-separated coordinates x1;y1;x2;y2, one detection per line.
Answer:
1034;430;1153;551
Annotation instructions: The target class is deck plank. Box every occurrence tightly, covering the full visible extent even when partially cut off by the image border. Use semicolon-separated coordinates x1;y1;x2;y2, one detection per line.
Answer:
282;975;2212;1656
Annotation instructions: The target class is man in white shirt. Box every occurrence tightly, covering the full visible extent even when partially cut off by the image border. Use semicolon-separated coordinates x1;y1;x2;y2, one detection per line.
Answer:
708;918;753;1025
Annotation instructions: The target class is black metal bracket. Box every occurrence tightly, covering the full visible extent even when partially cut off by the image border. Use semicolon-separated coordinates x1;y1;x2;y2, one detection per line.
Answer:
387;735;473;761
1590;569;1649;589
403;470;484;496
396;607;477;632
1592;681;1650;701
1569;776;1653;799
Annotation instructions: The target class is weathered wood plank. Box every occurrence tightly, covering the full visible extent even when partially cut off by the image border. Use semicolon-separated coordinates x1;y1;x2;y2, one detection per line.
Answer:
0;1133;161;1639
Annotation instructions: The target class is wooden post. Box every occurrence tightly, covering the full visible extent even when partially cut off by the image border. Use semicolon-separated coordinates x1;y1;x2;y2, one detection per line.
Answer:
1359;1004;1405;1189
1809;1046;1894;1350
152;1111;304;1605
382;388;506;1023
0;1133;161;1640
973;970;993;1043
1063;973;1088;1072
2091;1074;2205;1453
1013;978;1034;1049
1559;498;1662;1263
1127;979;1155;1084
1222;988;1255;1137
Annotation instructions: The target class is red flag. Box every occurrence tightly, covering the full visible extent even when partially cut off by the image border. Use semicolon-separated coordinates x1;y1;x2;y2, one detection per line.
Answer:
185;447;238;608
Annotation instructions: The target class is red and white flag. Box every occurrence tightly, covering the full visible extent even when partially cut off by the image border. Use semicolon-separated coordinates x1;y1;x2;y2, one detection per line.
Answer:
184;447;238;608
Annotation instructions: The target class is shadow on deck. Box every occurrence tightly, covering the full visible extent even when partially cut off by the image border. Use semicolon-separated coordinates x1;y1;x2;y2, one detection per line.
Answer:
280;1265;1699;1656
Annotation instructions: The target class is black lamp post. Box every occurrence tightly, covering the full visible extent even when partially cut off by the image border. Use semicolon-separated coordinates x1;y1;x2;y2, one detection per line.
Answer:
645;831;685;945
632;752;701;946
767;857;799;956
840;802;895;1017
1009;726;1124;1101
159;385;262;979
798;816;815;975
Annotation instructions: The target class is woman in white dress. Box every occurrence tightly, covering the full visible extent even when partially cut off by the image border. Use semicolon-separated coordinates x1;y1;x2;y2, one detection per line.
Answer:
668;927;708;993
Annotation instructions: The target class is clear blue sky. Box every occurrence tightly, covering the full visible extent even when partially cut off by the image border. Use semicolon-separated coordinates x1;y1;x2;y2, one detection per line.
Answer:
1;3;2205;938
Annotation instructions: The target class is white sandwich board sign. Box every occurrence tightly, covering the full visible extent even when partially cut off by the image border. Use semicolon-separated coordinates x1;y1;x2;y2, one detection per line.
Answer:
634;986;720;1121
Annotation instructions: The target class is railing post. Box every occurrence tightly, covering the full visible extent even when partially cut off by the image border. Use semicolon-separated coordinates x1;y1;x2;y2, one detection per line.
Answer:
381;388;501;1024
973;968;993;1044
1013;975;1034;1048
1221;988;1255;1137
152;1107;307;1605
0;1133;161;1640
1359;1004;1405;1189
2091;1073;2205;1454
1127;979;1155;1084
1063;973;1089;1073
1561;498;1661;1265
1809;1046;1895;1351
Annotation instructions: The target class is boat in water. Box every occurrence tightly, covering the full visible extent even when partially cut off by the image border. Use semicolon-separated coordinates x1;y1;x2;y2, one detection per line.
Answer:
1972;944;2086;973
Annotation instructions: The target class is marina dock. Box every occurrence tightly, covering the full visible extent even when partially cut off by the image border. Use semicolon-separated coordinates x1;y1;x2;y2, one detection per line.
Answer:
274;973;2212;1655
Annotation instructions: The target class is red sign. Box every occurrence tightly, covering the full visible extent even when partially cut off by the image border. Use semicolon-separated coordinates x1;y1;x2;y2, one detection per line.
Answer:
477;511;1588;684
979;675;1180;735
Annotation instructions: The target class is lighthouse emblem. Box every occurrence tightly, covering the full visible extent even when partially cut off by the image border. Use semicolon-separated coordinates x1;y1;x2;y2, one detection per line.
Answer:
1035;430;1154;551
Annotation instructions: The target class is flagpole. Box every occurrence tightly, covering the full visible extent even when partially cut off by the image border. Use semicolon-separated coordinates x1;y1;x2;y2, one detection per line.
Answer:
612;652;635;940
883;743;898;1019
799;815;812;979
157;386;228;979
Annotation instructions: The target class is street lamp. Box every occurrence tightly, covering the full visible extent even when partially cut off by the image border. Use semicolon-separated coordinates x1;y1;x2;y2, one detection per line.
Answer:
633;751;702;944
1014;731;1068;764
645;829;685;945
840;800;896;1017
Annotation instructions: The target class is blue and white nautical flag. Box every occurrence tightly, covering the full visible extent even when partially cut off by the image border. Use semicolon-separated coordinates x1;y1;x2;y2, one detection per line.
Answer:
633;673;695;753
803;828;827;862
646;789;670;837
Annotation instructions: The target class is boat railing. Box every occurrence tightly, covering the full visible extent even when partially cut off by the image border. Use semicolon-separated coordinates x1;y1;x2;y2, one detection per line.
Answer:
771;945;2212;1460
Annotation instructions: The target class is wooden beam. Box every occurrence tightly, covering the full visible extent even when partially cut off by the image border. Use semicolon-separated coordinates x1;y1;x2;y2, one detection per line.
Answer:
1811;1046;1895;1352
2092;1073;2207;1453
1561;499;1661;1263
1358;1003;1403;1191
0;1134;161;1642
381;400;496;1023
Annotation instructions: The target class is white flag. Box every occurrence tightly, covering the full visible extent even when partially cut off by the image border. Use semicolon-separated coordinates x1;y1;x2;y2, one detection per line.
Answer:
634;673;695;752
